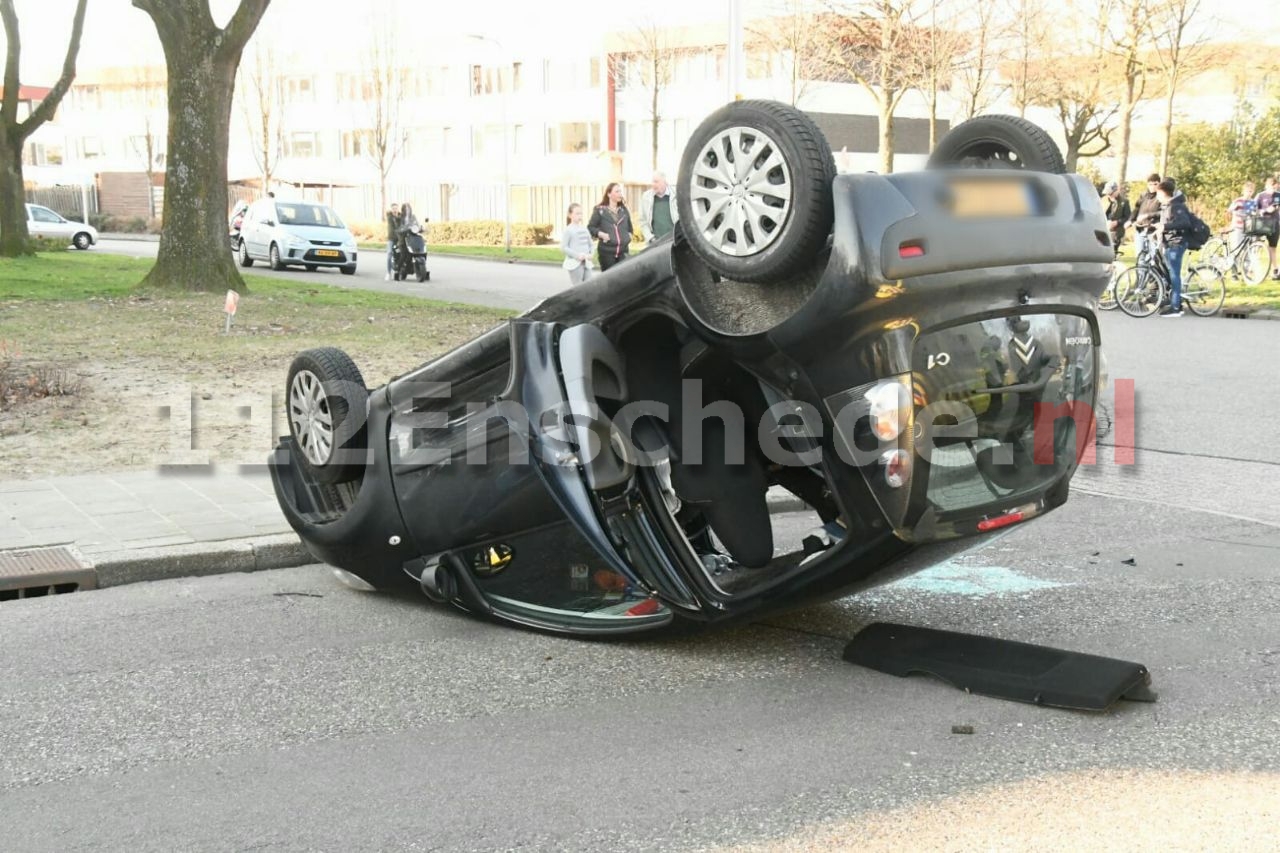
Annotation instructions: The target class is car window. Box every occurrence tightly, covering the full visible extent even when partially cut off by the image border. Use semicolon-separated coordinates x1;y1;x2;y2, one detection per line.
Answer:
275;203;344;228
30;206;63;223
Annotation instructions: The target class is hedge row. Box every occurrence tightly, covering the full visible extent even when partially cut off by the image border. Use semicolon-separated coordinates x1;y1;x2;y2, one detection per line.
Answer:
88;214;163;234
348;219;554;246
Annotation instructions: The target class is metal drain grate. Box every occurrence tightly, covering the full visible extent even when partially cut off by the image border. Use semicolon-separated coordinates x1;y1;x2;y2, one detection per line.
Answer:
0;545;97;601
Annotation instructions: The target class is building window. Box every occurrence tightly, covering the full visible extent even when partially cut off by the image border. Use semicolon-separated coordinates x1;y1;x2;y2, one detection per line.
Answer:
341;130;374;158
616;120;627;153
286;131;321;158
77;137;103;159
74;85;101;110
285;76;315;103
511;62;522;92
545;122;600;154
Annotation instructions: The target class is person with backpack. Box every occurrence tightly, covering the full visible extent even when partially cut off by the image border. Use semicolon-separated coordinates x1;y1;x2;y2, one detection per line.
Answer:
1155;178;1193;317
1103;181;1131;257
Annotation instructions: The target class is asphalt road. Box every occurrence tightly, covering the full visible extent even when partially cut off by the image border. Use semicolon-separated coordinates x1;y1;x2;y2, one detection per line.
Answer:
94;238;565;312
2;307;1279;850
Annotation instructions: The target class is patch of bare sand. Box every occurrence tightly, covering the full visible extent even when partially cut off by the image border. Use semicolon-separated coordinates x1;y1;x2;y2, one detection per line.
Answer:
735;769;1280;852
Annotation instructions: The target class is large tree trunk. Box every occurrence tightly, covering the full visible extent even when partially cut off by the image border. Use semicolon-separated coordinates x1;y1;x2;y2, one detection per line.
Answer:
134;0;269;292
0;129;30;256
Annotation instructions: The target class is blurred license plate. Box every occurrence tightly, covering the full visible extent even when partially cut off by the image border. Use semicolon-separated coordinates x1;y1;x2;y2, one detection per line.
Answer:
316;249;340;257
949;179;1033;217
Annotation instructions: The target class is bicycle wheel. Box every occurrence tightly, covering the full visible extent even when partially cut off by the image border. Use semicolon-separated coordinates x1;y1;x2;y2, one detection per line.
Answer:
1242;240;1271;285
1117;266;1165;318
1098;263;1123;310
1199;237;1229;273
1183;265;1226;316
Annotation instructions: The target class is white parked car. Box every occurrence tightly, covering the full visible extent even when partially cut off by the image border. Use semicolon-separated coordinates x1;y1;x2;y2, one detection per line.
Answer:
25;203;98;250
235;200;358;275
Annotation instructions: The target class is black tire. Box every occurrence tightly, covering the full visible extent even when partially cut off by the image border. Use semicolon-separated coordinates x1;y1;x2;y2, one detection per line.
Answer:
286;347;369;485
72;232;92;250
238;240;254;268
423;270;430;281
928;114;1066;174
269;242;285;271
341;265;356;276
304;263;318;272
415;258;427;282
1116;266;1164;318
1183;266;1225;317
676;99;836;284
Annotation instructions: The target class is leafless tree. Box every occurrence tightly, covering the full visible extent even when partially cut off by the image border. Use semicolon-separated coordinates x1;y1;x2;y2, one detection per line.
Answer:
236;41;283;196
0;0;88;256
816;0;927;174
952;0;1009;120
362;20;406;214
1150;0;1212;175
745;0;826;107
1005;0;1051;118
918;0;965;149
133;0;272;292
611;19;680;171
1107;0;1159;185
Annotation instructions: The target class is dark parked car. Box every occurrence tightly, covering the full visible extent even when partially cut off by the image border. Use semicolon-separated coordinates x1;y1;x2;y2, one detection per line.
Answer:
269;102;1112;636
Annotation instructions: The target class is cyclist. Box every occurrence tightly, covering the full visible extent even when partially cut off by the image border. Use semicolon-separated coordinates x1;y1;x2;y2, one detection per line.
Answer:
1129;173;1163;258
1254;175;1280;280
1103;181;1130;257
1227;181;1256;253
1155;178;1192;317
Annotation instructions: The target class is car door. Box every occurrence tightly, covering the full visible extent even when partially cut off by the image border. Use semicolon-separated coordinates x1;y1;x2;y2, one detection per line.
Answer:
245;202;268;257
28;205;67;241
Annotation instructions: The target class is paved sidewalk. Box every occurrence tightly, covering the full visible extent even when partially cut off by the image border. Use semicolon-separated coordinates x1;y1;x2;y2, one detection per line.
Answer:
0;467;806;588
0;468;289;558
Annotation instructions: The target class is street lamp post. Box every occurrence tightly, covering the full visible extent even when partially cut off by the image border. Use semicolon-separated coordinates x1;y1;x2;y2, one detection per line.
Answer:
467;34;512;254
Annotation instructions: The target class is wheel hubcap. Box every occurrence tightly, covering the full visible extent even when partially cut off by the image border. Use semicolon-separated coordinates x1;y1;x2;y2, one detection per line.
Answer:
689;125;792;258
289;370;334;466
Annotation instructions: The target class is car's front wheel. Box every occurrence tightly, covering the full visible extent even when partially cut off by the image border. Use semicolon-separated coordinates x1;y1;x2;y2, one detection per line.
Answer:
238;240;254;268
269;242;285;271
340;264;356;276
676;100;836;284
72;232;92;250
286;347;369;485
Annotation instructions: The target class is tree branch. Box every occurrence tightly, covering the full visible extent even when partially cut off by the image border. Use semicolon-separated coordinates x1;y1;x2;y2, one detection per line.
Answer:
19;0;87;137
217;0;271;63
1;0;22;128
131;0;187;42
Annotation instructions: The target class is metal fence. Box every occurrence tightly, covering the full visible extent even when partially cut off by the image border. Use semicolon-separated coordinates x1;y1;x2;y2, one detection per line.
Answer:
25;186;98;219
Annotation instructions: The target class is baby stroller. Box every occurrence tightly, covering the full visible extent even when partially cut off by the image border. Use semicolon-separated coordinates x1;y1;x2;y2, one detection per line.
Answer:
393;221;430;282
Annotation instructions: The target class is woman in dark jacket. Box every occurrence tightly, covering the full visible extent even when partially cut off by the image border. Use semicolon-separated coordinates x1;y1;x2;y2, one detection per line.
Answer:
587;182;635;272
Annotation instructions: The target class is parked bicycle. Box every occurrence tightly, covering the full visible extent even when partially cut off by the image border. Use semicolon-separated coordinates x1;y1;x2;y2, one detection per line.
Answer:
1115;239;1226;318
1198;228;1271;285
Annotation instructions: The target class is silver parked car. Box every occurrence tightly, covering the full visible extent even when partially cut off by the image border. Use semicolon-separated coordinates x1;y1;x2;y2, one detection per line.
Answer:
235;200;358;275
25;203;98;250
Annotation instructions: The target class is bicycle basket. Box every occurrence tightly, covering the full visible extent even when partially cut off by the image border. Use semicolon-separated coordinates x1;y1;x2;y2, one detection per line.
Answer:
1244;214;1278;238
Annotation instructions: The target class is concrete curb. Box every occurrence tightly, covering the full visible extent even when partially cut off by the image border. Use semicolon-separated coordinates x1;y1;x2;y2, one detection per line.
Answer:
81;494;808;589
99;232;160;243
92;533;311;588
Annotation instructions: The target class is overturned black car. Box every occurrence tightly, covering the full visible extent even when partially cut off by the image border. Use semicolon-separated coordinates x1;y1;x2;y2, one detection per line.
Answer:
269;102;1113;636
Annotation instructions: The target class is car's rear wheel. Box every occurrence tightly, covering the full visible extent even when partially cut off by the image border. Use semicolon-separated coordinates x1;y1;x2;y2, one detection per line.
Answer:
286;347;369;485
238;240;254;268
72;232;92;250
676;100;836;284
928;114;1067;174
269;242;285;271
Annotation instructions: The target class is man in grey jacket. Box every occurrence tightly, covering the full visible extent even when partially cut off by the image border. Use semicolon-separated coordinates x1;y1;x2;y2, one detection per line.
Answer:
640;171;680;243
